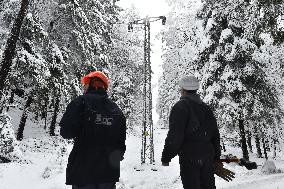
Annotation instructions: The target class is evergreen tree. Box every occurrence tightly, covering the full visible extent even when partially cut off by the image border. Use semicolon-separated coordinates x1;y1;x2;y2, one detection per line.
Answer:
158;0;284;159
0;0;120;142
156;0;207;127
0;0;29;101
108;6;145;132
0;113;22;162
196;0;284;159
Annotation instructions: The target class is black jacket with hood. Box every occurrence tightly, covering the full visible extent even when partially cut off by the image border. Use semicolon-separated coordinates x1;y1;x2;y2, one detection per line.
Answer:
161;93;221;164
60;89;126;185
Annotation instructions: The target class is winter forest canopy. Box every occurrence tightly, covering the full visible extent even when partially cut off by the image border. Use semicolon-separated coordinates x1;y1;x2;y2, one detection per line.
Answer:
157;0;284;161
0;0;284;188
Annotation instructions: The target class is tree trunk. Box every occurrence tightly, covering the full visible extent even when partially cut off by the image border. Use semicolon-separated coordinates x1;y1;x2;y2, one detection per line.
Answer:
255;133;263;158
266;139;271;152
222;140;226;152
6;90;15;112
273;139;277;158
49;96;60;136
0;0;4;13
2;90;15;112
16;95;33;141
239;119;249;160
262;137;268;160
247;131;253;153
0;0;29;98
43;97;49;130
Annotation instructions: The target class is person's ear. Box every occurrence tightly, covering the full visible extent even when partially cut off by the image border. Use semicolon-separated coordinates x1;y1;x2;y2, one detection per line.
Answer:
83;84;89;93
180;88;184;96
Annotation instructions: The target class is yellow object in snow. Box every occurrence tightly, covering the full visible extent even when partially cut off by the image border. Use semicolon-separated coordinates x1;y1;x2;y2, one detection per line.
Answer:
143;131;150;136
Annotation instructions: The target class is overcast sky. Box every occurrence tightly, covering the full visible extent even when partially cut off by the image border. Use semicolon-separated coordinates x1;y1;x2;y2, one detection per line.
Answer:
117;0;170;17
117;0;170;124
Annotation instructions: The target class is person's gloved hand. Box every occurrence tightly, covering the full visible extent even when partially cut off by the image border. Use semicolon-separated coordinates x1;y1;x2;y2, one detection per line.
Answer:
162;162;169;166
214;161;235;182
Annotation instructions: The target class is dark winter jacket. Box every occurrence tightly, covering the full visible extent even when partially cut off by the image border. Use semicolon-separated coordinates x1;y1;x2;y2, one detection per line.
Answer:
60;89;126;185
161;93;221;164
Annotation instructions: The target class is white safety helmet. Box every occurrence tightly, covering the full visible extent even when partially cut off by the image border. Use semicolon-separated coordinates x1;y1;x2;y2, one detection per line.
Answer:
179;75;200;91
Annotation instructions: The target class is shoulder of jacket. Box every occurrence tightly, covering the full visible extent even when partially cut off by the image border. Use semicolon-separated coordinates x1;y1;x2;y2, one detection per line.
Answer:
201;102;212;110
107;98;124;114
70;95;85;106
173;100;189;111
178;98;210;111
202;104;215;117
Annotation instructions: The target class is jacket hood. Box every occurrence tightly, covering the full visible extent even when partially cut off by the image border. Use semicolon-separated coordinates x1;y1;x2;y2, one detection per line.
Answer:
181;93;203;104
84;88;108;107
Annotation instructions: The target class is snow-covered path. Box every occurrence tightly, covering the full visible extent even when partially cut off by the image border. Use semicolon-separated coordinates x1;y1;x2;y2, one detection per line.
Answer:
1;129;284;189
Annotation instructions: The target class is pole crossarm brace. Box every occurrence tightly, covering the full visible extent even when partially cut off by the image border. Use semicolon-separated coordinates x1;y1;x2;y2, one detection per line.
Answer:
128;15;166;165
128;16;166;32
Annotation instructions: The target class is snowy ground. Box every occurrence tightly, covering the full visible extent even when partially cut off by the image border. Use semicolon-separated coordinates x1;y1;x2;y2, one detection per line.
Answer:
2;70;284;189
1;118;284;189
119;129;284;189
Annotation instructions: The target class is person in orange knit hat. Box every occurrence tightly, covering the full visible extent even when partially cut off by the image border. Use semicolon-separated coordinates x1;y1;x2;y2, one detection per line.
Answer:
60;71;126;189
81;71;109;93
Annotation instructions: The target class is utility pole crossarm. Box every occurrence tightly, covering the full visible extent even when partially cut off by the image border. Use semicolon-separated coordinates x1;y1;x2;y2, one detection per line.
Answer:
128;16;166;32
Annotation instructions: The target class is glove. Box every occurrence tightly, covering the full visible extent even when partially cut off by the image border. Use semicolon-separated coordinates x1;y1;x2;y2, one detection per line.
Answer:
162;162;169;166
214;162;235;182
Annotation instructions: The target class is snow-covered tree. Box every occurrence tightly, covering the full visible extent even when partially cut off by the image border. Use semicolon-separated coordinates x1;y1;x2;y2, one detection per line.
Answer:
0;0;121;142
0;113;22;162
108;6;144;132
158;0;284;159
0;0;29;101
197;0;284;160
157;0;209;127
50;0;118;76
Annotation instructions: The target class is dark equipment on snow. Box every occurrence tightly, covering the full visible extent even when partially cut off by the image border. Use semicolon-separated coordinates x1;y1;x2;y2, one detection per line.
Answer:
220;158;258;170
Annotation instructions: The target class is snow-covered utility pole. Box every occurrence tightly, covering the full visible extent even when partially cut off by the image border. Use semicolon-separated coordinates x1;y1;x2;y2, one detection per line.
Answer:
128;16;166;165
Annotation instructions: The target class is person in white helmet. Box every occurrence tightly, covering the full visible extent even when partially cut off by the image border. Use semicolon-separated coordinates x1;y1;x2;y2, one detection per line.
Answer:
161;75;222;189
